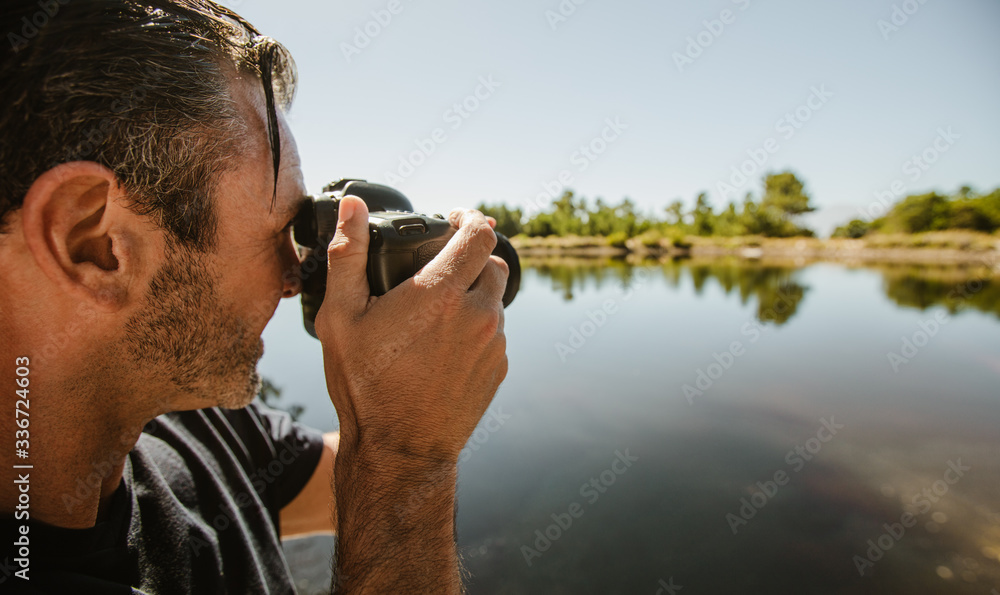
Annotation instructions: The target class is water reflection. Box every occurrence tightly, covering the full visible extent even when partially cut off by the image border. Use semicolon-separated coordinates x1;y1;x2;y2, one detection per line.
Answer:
530;257;811;325
685;261;808;326
870;263;1000;319
528;256;999;324
530;258;644;302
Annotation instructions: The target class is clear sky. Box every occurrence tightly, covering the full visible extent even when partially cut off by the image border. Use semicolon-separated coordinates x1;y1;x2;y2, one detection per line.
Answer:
221;0;1000;236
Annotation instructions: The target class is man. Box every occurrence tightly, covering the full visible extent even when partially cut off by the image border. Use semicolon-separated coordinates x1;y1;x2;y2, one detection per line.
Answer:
0;1;508;592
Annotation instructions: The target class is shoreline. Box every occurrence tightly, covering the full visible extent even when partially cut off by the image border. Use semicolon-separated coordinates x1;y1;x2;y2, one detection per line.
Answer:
510;234;1000;266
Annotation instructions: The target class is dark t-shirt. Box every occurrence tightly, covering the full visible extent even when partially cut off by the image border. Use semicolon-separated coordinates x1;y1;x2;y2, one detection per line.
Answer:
2;402;326;594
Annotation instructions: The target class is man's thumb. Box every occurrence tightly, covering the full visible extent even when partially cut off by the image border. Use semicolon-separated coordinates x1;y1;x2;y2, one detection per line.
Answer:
324;195;371;315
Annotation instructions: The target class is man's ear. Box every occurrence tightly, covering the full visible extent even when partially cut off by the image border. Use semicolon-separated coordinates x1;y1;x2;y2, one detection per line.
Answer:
20;161;152;311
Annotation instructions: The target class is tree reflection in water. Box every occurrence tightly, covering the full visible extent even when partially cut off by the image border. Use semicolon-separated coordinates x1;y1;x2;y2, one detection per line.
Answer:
529;256;1000;324
529;257;810;326
873;263;1000;319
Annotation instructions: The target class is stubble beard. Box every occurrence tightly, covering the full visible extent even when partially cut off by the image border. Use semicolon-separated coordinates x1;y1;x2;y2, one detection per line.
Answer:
123;240;264;412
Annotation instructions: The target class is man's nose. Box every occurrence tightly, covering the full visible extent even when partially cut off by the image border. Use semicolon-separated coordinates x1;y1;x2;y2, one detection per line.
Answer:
281;245;303;299
282;271;302;298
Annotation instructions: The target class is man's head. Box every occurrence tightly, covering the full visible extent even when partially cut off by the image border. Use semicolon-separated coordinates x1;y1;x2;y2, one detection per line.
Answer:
1;0;296;248
0;0;306;416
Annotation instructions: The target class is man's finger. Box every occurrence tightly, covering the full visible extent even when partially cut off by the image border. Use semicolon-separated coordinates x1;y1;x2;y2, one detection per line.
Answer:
416;209;496;294
449;209;496;230
323;195;371;319
469;256;508;310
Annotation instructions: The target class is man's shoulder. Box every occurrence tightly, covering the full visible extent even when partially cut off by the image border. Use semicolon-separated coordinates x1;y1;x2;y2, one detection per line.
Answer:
146;401;302;441
135;401;326;513
119;402;325;592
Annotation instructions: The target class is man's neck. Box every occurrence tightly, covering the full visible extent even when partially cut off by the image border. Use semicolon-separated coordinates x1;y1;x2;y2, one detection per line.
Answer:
1;362;154;529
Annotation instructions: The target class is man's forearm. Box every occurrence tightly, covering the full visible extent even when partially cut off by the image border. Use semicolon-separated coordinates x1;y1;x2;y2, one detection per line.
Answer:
332;441;462;594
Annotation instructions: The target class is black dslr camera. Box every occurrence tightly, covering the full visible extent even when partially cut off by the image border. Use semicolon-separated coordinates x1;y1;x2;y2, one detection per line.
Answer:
292;179;521;338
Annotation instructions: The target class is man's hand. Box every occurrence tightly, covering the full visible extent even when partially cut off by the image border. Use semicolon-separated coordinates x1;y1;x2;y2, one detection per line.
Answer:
315;194;508;593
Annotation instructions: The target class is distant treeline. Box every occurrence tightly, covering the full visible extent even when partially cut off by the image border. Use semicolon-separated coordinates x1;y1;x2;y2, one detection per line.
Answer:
476;171;1000;242
832;187;1000;239
478;171;815;245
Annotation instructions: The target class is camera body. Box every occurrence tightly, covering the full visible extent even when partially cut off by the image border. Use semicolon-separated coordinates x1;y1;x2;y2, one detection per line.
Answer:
366;210;455;295
293;179;520;338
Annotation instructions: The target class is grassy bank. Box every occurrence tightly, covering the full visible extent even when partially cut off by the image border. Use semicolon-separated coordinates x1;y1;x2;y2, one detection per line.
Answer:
510;231;1000;265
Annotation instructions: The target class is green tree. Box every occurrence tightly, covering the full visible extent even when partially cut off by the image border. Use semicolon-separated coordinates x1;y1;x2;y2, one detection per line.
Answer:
691;192;716;236
550;190;584;236
523;211;556;237
714;202;743;237
665;200;684;226
747;172;817;237
476;203;524;237
951;189;1000;232
885;192;951;233
763;172;815;216
832;186;1000;236
739;194;762;235
831;219;871;239
584;197;618;236
614;197;647;237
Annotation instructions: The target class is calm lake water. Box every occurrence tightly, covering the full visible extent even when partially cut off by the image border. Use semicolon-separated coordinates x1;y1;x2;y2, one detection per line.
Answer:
261;257;1000;594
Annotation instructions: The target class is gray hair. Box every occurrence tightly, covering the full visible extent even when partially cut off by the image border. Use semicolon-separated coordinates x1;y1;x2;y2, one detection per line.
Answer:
0;0;296;250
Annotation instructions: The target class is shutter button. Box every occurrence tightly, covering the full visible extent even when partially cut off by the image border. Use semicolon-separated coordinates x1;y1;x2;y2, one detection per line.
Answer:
398;223;427;236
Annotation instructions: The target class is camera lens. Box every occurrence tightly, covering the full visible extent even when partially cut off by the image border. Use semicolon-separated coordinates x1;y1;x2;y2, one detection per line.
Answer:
493;233;520;308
